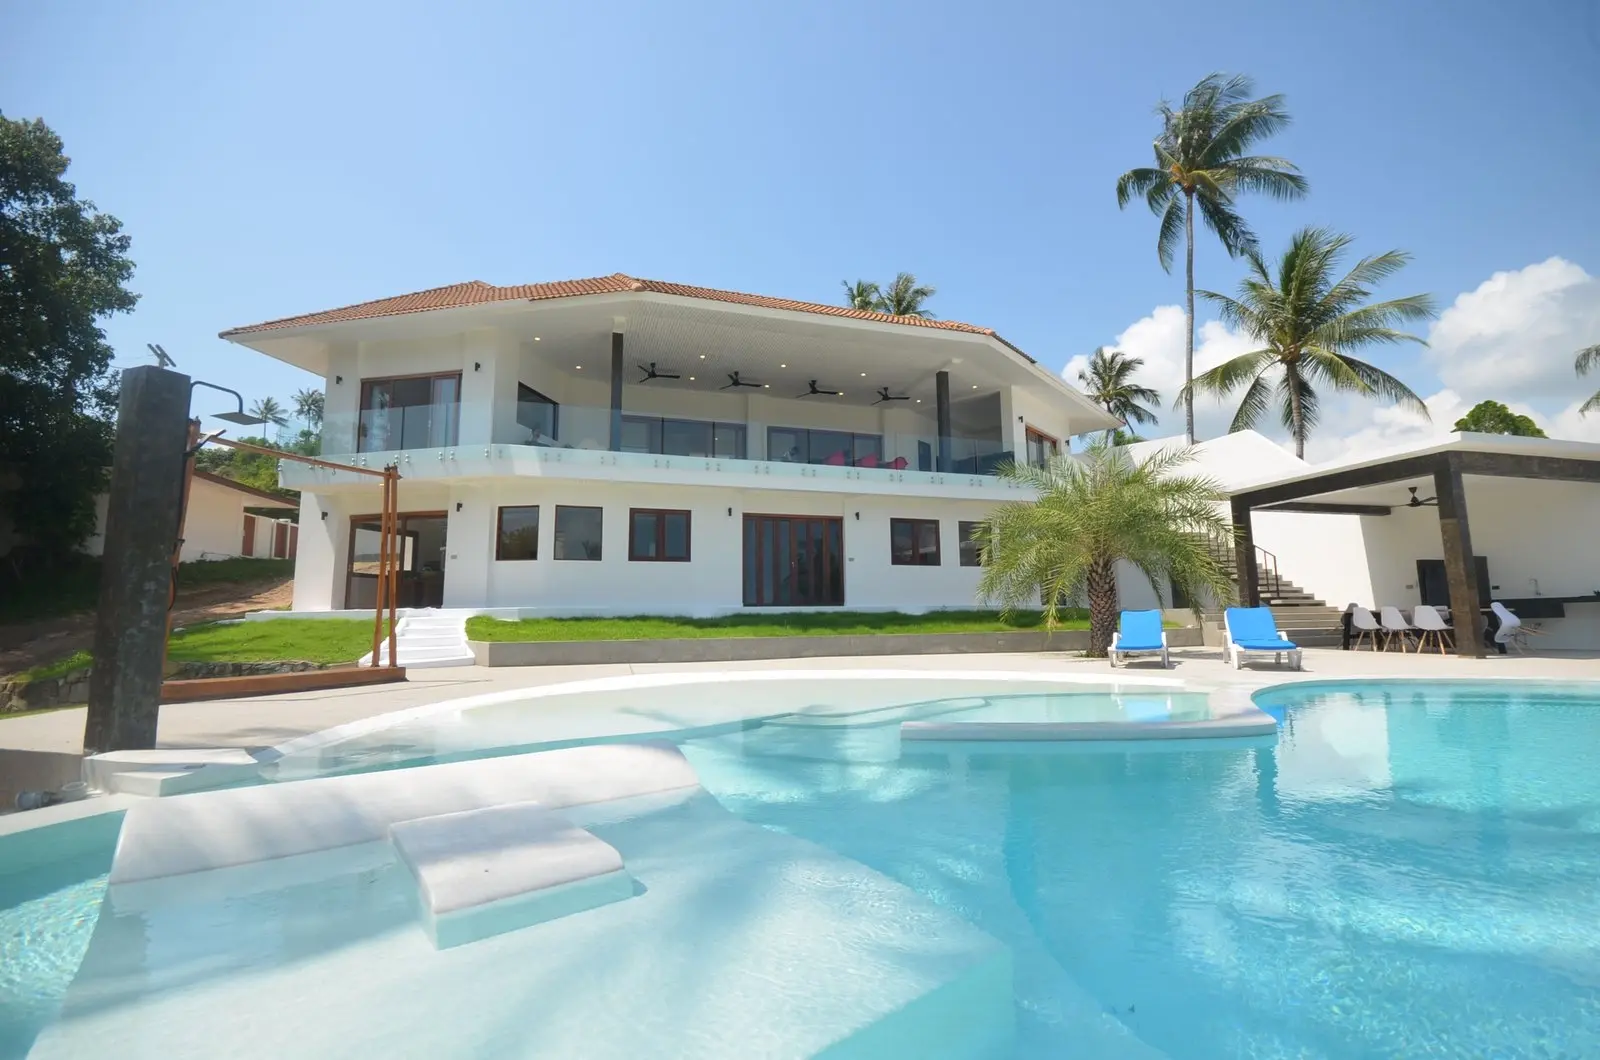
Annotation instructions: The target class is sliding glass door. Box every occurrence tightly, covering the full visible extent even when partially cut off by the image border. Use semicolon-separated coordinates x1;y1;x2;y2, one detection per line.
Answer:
742;515;844;606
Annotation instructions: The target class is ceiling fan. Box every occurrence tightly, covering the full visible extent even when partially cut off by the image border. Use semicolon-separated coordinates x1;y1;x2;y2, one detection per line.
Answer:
720;371;764;390
797;379;842;398
637;362;680;382
1407;487;1439;508
872;386;910;405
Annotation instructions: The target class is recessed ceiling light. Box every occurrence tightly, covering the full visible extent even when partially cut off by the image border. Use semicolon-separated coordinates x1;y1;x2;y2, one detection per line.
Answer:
915;399;922;403
533;336;541;341
763;384;770;388
971;385;978;389
860;372;867;377
575;365;582;370
699;354;706;359
780;364;786;368
689;376;696;380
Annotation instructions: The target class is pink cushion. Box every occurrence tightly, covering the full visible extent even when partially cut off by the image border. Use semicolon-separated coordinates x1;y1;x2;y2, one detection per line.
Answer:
856;454;879;468
888;457;908;470
823;451;847;465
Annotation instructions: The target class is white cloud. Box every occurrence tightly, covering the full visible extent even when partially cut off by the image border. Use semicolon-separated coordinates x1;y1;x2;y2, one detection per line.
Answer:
1427;257;1600;402
1063;305;1256;439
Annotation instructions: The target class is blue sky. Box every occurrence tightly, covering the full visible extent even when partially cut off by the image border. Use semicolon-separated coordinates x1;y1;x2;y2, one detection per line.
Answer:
6;0;1599;455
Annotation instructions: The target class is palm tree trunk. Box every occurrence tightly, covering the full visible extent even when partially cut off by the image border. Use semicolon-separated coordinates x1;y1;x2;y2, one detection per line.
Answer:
1288;365;1305;459
1183;190;1196;446
1085;557;1118;657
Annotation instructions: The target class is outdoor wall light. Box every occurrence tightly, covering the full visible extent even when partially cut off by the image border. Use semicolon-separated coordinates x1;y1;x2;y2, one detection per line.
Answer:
335;375;343;384
456;502;463;512
320;511;329;521
474;362;481;372
854;512;860;520
727;507;733;516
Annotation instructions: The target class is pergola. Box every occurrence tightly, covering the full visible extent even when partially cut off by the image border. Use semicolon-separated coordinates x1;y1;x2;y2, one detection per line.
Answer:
1228;439;1600;658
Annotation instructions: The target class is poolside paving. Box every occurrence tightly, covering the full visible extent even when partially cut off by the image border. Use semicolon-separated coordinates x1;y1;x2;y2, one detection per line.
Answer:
3;647;1598;761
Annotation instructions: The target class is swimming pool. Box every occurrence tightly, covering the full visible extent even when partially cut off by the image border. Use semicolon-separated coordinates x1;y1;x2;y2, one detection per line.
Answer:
8;678;1600;1057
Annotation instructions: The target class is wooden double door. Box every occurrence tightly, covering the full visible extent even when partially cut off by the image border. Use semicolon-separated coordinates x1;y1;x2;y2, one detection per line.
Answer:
743;515;844;607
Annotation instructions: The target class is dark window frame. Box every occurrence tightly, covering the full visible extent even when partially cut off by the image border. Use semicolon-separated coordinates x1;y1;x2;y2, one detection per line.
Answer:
958;520;986;567
628;507;692;562
766;426;884;466
553;504;603;561
495;504;540;561
890;517;942;566
621;414;746;459
516;383;559;440
357;371;463;452
1025;426;1059;468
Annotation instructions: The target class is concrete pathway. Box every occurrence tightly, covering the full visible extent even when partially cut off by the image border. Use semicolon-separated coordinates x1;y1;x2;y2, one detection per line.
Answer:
5;647;1599;760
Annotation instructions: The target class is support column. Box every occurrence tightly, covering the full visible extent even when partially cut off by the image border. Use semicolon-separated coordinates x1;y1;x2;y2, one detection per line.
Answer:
84;366;192;754
609;330;625;451
935;369;952;473
1434;454;1485;657
1230;496;1259;608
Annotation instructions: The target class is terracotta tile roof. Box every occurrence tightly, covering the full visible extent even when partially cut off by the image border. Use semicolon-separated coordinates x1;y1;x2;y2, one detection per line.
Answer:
219;273;1032;360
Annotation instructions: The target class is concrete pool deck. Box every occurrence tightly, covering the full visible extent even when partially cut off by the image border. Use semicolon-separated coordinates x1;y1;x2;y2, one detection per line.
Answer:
4;647;1600;761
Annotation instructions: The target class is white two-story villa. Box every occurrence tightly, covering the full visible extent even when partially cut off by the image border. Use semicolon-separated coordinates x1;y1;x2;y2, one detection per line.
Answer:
222;274;1116;619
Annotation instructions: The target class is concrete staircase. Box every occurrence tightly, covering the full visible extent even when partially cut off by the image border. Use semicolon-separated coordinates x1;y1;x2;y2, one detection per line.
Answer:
360;608;476;668
1203;543;1345;648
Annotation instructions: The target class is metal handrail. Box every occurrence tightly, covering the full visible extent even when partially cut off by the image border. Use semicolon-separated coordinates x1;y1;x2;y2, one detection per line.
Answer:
1204;531;1284;602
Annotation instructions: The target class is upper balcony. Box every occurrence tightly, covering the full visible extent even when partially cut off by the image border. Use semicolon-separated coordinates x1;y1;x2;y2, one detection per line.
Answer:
225;270;1117;497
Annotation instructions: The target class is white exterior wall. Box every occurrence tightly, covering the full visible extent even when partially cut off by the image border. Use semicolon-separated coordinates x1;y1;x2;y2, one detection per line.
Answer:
290;479;998;615
1252;509;1376;608
85;477;289;563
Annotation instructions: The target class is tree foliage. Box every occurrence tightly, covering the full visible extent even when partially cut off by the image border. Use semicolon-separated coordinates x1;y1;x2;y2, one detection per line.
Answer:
1116;73;1306;443
1578;343;1600;416
1077;347;1161;442
840;272;936;318
1187;226;1434;458
975;443;1234;656
1451;400;1546;437
0;114;136;565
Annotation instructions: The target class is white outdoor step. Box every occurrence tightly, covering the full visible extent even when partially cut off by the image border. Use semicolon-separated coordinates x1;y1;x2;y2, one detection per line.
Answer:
392;634;464;649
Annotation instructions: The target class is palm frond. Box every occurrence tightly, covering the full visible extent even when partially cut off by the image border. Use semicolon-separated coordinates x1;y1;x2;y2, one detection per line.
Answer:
1155;193;1185;273
1195;193;1257;258
1116;166;1168;210
1575;343;1600;376
1327;355;1430;416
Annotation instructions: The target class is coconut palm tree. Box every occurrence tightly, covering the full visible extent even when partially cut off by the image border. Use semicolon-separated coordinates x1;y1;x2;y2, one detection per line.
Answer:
1185;226;1435;459
1578;343;1600;415
292;387;324;429
1077;347;1161;442
841;279;881;311
975;443;1233;656
249;396;288;441
1116;72;1308;444
876;272;937;318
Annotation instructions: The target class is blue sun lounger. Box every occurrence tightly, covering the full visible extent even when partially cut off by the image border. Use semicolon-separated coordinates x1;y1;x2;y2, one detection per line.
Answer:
1109;609;1169;668
1223;607;1302;670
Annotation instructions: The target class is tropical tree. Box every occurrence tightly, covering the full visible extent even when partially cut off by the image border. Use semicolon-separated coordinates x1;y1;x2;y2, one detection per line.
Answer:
1116;73;1307;444
1;115;136;565
292;387;324;430
1186;227;1434;458
249;396;288;441
1578;343;1600;415
841;279;881;311
1077;347;1161;442
876;272;937;318
1452;400;1545;437
976;443;1234;657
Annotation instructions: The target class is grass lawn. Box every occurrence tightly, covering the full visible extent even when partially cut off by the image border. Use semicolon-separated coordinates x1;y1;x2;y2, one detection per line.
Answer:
466;609;1091;643
166;618;388;665
14;618;388;681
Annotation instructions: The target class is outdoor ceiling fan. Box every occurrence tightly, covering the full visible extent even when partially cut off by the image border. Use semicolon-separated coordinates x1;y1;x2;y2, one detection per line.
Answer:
872;386;910;405
797;379;842;398
720;371;764;390
637;362;681;382
1407;487;1439;508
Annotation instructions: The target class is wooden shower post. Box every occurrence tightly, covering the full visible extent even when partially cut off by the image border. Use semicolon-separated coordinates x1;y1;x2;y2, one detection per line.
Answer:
385;464;399;668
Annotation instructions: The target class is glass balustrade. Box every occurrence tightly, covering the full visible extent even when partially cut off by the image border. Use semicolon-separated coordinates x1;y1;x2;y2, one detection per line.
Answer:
317;400;1024;477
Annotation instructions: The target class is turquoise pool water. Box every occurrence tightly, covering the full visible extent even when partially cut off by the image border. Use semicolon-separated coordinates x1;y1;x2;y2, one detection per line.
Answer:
5;680;1600;1057
685;679;1600;1056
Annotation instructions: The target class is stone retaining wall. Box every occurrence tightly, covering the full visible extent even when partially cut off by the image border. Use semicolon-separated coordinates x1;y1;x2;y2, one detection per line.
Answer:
470;627;1205;667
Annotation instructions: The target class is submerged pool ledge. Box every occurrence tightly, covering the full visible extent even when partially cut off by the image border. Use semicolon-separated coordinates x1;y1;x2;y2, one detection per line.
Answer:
900;711;1279;742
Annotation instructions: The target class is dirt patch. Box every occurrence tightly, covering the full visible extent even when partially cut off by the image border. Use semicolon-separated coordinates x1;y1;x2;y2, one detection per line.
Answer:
0;577;295;679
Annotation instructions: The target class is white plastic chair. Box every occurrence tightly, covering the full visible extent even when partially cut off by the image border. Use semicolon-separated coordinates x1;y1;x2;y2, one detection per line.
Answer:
1490;602;1528;653
1379;606;1416;652
1411;605;1453;655
1349;606;1382;651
